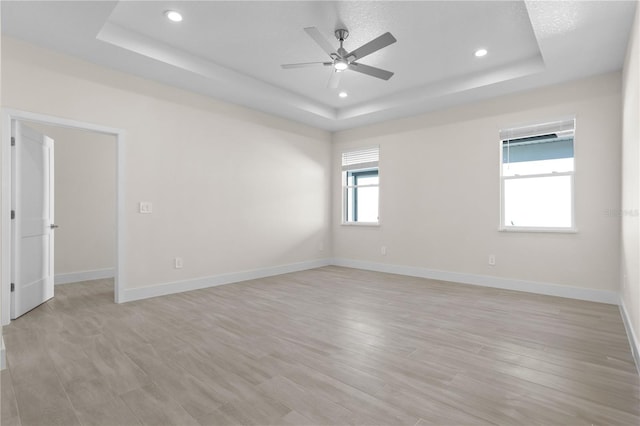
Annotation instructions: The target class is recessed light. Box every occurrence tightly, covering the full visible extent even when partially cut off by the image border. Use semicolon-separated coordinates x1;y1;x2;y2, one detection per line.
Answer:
165;10;183;22
339;92;348;98
475;48;488;57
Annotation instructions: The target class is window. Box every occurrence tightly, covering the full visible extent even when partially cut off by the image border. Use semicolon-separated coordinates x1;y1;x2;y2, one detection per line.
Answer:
342;147;379;224
500;119;575;231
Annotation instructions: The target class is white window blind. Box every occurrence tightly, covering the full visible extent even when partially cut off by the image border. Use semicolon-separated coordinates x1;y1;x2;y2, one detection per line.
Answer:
499;118;575;141
342;147;379;171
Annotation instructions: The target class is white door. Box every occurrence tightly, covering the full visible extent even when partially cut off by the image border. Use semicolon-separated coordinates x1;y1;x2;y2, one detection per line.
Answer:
11;122;55;319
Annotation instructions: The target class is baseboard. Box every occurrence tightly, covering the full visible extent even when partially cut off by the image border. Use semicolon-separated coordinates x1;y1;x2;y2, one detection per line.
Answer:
1;336;6;370
55;268;115;285
120;258;331;303
331;258;619;305
619;297;640;375
108;258;615;305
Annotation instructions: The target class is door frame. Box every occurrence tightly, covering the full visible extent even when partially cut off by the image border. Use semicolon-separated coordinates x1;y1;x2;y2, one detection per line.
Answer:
1;108;126;325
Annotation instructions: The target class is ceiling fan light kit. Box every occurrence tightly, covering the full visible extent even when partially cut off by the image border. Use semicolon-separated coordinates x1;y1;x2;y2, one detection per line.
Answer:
164;10;183;22
281;26;397;88
334;60;348;71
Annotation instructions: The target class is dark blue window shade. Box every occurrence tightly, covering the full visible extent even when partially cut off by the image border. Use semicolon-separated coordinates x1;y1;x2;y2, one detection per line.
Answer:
502;135;574;164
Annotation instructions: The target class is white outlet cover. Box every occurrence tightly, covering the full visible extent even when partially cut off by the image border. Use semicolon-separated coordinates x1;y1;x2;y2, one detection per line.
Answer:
139;201;152;214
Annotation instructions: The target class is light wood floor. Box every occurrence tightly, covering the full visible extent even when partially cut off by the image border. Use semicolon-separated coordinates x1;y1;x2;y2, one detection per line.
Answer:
1;266;639;425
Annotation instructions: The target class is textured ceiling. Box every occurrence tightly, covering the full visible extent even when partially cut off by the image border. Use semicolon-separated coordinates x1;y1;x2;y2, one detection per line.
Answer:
1;1;636;131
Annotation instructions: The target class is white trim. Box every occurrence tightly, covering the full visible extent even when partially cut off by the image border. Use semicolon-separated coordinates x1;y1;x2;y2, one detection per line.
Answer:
1;108;126;326
502;171;574;180
619;296;640;375
1;336;5;370
1;114;12;326
120;259;331;303
331;258;619;305
55;268;115;285
499;227;578;234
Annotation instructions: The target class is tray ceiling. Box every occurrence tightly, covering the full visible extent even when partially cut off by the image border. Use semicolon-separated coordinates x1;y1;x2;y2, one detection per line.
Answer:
1;1;636;131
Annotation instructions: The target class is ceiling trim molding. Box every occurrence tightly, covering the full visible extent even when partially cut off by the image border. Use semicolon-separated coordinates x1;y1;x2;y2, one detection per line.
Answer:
338;54;547;121
96;21;337;121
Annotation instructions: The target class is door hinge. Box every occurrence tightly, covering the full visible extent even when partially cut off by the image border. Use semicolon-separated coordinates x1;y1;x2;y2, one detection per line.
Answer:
10;283;14;292
10;137;15;146
11;210;15;220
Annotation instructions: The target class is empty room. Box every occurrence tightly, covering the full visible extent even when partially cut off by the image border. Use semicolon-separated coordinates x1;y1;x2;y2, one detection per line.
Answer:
1;1;639;425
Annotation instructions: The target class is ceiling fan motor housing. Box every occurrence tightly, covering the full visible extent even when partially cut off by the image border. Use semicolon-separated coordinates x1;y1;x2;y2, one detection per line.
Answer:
334;29;349;41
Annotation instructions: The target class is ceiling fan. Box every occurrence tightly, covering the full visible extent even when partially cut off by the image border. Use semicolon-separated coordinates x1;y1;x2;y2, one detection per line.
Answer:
281;27;397;89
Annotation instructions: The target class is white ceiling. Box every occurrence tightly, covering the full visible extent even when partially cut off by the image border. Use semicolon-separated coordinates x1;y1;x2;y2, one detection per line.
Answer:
1;1;636;131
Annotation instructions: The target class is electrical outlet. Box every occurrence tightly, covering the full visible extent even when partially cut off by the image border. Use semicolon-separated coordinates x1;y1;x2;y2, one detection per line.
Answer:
381;246;387;256
175;257;183;269
319;242;324;252
139;201;153;214
488;254;496;266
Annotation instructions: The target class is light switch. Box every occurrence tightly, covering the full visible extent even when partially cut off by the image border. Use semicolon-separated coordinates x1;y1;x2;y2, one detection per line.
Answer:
139;201;153;214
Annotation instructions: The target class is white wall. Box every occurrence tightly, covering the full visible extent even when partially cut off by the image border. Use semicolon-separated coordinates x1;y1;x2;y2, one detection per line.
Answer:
29;124;116;280
621;2;640;369
1;37;332;294
333;73;622;299
0;35;629;311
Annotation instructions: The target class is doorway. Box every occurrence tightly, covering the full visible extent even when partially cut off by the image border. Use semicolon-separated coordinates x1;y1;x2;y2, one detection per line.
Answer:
1;109;126;325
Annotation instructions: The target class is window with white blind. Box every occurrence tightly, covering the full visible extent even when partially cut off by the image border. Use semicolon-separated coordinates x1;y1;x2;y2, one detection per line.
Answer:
342;147;379;224
500;119;576;231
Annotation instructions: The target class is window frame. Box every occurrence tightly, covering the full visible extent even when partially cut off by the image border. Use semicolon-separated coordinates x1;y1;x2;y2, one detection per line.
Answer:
344;168;379;224
499;124;577;233
341;147;380;226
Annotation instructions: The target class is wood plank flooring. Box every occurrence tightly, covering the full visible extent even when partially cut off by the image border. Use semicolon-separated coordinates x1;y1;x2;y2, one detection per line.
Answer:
1;266;639;425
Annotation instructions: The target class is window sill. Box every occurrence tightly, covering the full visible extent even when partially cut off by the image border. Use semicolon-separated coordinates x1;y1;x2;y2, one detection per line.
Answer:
499;226;577;234
341;222;380;227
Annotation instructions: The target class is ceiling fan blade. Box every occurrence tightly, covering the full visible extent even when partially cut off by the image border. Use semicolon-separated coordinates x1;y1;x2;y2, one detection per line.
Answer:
348;62;394;80
281;62;332;69
328;70;342;89
348;32;397;61
304;27;337;57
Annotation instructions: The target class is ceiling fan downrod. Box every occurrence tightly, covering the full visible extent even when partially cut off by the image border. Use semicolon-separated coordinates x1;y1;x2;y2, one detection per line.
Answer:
335;29;349;57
